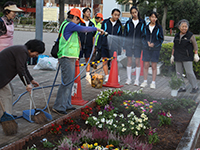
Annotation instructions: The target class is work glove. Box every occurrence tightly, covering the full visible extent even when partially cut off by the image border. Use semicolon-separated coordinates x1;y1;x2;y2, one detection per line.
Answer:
194;54;200;62
170;55;174;64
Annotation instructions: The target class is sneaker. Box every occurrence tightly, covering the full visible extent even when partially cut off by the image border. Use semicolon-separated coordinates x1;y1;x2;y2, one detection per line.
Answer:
118;75;120;82
134;80;139;86
52;108;67;115
105;75;109;82
125;79;132;85
178;88;186;92
86;75;91;84
140;82;148;88
190;87;199;94
150;83;156;89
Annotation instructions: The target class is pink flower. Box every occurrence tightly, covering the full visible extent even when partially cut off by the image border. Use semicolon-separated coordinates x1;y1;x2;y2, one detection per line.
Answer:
134;104;138;107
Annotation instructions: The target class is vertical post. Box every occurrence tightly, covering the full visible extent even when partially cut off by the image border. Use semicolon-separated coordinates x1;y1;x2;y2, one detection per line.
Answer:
59;0;65;26
91;0;93;18
35;0;43;41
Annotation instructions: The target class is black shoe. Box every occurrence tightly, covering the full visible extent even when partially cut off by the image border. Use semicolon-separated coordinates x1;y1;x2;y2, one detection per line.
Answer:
178;88;186;92
66;107;76;111
190;88;199;94
52;108;67;115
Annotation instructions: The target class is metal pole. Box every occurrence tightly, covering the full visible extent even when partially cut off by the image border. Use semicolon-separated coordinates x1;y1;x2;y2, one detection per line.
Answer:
91;0;93;18
59;0;65;26
35;0;43;41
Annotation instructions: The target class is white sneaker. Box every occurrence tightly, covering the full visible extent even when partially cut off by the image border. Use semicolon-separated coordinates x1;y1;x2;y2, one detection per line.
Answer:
150;83;156;89
118;75;120;82
125;79;132;85
140;82;148;88
86;75;91;84
105;75;109;82
134;80;139;86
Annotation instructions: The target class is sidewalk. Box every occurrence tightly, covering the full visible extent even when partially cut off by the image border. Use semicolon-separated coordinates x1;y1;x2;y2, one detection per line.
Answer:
0;62;200;148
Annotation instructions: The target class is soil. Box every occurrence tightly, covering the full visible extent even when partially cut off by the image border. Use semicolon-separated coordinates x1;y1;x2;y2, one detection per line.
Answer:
22;106;194;150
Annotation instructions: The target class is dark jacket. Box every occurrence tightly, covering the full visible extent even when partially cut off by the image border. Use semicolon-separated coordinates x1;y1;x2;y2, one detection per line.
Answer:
123;18;146;50
0;45;33;89
174;31;194;61
142;23;164;51
78;21;96;49
97;18;122;51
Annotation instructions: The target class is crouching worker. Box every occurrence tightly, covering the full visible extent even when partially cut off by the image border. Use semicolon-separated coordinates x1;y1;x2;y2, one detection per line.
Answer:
0;39;45;117
52;8;104;115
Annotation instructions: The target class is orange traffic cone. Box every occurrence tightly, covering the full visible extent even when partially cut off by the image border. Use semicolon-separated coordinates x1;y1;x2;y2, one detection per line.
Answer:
71;60;88;106
103;51;124;88
133;51;144;76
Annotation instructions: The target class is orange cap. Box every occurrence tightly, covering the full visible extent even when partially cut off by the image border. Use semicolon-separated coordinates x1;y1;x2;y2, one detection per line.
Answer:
70;8;85;24
96;13;103;21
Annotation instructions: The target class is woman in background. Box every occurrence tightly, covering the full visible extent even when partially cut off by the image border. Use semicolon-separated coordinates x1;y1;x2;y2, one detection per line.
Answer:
170;19;199;93
0;1;23;51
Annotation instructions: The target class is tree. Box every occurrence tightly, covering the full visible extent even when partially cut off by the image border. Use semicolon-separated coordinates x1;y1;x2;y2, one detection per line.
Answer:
115;0;145;6
157;0;178;33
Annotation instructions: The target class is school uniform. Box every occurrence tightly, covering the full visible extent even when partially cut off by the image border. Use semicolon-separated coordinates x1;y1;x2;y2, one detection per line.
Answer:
142;23;164;62
123;18;146;57
79;20;96;58
97;18;122;58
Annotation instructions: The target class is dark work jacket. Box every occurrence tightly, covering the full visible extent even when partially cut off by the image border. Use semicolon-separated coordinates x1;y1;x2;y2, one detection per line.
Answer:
174;31;194;61
0;45;33;89
123;18;146;50
78;21;95;49
142;23;164;51
97;18;122;51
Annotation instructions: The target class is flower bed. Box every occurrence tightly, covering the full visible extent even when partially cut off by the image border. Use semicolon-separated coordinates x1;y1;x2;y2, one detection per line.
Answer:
22;89;196;150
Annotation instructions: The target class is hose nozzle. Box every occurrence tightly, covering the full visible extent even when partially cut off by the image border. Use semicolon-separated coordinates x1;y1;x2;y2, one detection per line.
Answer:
104;31;108;36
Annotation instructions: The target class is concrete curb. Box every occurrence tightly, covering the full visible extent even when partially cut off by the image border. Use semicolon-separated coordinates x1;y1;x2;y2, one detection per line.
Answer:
0;99;96;150
176;96;200;150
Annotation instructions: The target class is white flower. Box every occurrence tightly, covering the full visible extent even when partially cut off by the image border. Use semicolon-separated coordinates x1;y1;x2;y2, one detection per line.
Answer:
101;118;105;123
106;120;110;124
135;131;138;136
130;111;135;115
98;124;102;128
138;118;143;123
122;124;125;127
127;114;131;118
130;121;134;125
85;121;88;124
96;121;99;125
131;127;134;130
109;119;113;125
139;123;143;128
93;116;97;121
119;114;124;118
98;111;102;115
143;126;146;129
136;126;141;131
141;113;146;118
113;124;117;128
113;113;117;117
122;128;126;132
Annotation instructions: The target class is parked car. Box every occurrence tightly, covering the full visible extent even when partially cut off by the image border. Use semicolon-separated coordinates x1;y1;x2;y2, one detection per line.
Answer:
120;17;130;26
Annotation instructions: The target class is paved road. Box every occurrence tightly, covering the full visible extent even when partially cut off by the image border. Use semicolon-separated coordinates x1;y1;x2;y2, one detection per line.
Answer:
13;31;174;56
13;31;58;56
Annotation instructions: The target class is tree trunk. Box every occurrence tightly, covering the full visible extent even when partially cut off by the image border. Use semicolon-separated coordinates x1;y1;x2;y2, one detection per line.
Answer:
162;5;168;34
